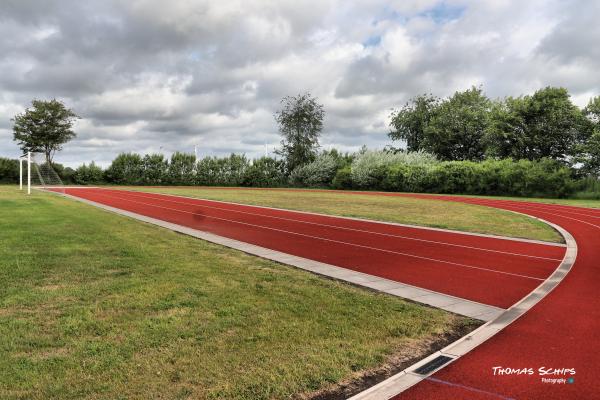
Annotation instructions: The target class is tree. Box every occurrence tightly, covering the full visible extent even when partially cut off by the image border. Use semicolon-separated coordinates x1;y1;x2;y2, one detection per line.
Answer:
167;152;196;185
274;93;324;172
142;153;168;184
486;87;585;162
573;96;600;176
423;87;491;161
389;94;440;151
104;153;144;184
74;162;104;185
241;157;285;187
12;99;79;164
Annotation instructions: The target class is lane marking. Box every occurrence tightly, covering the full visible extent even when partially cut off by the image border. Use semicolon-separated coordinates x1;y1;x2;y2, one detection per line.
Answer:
423;377;516;400
108;189;564;262
76;189;546;282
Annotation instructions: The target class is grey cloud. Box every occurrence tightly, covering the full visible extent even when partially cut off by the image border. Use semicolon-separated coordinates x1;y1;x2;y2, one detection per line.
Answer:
0;0;599;165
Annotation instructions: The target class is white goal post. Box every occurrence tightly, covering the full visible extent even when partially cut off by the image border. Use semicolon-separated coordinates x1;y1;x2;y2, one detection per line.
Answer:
19;152;31;194
19;152;64;194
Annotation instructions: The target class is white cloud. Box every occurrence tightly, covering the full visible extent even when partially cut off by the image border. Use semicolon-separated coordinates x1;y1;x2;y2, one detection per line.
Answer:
0;0;598;166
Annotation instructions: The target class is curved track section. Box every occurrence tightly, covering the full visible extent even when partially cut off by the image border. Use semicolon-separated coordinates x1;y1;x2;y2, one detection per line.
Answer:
377;194;597;400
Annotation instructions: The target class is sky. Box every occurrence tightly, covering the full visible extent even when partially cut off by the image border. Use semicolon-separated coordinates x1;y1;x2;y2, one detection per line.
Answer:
1;0;599;167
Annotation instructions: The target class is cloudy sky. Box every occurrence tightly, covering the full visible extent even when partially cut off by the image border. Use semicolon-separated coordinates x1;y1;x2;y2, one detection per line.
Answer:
0;0;598;167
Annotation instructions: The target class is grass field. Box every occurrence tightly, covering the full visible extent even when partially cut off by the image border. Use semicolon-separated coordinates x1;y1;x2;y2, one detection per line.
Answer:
0;186;477;399
128;187;564;243
469;194;600;209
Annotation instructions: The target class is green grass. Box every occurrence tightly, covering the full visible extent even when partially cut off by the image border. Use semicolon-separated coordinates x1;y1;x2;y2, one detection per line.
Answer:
470;194;600;209
127;187;564;243
0;187;474;400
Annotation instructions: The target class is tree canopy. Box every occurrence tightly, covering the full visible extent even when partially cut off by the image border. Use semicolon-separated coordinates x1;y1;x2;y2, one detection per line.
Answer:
274;93;324;172
485;87;585;162
423;87;491;161
389;94;439;152
12;99;79;164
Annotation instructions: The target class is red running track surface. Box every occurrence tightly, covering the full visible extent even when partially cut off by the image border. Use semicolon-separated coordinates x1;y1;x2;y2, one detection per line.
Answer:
52;188;563;311
380;194;597;400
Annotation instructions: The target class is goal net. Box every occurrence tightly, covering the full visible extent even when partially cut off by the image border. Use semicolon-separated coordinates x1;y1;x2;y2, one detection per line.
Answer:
19;152;64;194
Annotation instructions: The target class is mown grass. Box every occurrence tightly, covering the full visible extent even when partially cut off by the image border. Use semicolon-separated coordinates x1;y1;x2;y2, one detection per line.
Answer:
129;187;563;243
471;194;600;209
0;186;474;399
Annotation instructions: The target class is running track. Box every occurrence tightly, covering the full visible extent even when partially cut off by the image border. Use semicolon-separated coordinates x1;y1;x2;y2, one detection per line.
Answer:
49;188;597;399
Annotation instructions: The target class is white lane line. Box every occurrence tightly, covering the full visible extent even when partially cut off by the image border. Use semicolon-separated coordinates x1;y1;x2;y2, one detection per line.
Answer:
81;190;546;282
94;189;563;262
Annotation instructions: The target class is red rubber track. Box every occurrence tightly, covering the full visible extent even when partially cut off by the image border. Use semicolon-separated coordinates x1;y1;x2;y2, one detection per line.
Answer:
384;194;597;400
53;188;562;310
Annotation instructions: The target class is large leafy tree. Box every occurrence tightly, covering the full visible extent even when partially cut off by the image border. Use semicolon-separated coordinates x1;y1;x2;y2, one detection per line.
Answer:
142;153;168;184
423;87;491;161
486;87;585;162
104;153;144;184
168;152;196;185
389;94;440;151
274;93;324;172
12;99;79;164
573;96;600;176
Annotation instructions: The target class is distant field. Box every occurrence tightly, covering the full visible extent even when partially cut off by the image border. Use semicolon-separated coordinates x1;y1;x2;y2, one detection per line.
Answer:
127;187;564;243
0;186;474;399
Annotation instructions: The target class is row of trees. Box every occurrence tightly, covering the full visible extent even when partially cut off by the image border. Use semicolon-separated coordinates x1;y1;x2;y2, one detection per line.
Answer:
4;87;600;198
31;153;285;187
389;87;600;176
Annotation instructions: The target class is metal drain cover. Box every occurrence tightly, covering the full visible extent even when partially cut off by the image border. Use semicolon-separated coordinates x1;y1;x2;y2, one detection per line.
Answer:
414;355;454;375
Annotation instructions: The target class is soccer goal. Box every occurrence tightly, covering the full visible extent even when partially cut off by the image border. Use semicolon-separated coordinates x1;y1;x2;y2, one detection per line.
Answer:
19;152;64;194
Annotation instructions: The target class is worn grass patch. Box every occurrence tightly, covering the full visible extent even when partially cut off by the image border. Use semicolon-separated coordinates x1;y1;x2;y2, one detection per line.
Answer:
127;187;562;243
0;187;475;399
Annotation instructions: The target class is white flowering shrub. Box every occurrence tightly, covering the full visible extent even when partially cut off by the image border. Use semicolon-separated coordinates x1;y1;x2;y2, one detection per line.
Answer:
289;154;340;187
351;150;437;188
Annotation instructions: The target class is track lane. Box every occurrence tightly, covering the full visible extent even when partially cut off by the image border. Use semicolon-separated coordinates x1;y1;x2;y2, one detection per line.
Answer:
121;190;565;261
53;187;563;309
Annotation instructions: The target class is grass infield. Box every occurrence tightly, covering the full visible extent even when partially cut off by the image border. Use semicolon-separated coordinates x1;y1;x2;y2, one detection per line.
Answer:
129;187;565;243
0;186;477;399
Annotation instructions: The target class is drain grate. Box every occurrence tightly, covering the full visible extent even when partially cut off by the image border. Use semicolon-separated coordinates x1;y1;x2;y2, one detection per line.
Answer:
413;355;454;375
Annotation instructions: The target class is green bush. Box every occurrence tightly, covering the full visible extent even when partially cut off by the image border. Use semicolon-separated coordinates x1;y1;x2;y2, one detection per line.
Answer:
74;162;104;185
196;154;249;186
374;158;575;198
0;158;19;183
572;177;600;199
167;152;196;185
351;150;438;188
332;166;353;189
289;154;339;187
242;157;286;187
104;153;144;184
